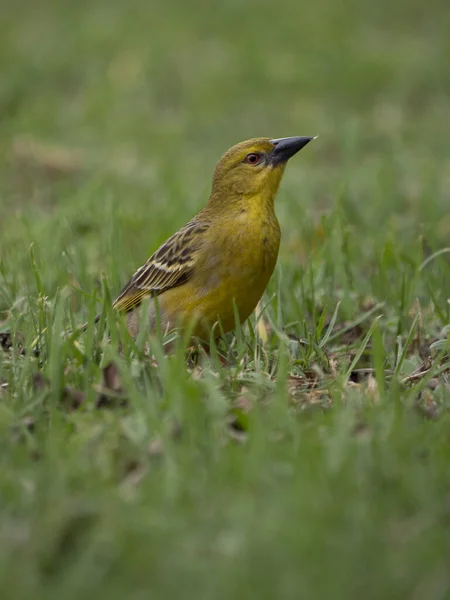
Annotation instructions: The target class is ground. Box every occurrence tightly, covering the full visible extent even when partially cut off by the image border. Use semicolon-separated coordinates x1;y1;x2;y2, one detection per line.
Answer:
1;0;450;597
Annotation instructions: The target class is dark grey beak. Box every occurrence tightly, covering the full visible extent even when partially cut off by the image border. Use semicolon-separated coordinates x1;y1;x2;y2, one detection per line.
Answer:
269;136;315;166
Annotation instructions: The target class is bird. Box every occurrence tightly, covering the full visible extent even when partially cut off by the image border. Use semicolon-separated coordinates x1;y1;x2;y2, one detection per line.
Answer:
112;136;315;342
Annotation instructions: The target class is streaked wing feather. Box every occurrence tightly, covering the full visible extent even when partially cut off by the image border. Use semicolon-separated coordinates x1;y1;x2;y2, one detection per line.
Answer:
113;217;209;313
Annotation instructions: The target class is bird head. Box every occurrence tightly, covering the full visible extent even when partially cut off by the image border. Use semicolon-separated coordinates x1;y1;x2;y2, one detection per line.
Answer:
209;136;314;206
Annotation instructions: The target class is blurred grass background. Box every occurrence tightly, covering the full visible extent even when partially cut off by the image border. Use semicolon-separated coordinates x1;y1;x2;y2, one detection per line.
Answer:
1;0;450;598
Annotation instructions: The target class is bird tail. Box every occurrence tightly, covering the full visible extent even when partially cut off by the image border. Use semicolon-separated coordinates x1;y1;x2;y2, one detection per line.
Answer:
77;313;101;333
64;313;101;338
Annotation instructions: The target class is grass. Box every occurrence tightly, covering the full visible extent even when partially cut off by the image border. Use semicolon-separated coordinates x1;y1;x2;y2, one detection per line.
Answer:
1;0;450;597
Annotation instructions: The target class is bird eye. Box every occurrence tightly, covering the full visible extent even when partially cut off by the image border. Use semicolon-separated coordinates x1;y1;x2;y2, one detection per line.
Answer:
244;153;262;165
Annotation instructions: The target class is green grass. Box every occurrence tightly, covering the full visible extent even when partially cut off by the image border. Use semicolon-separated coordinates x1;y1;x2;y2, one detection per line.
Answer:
1;0;450;597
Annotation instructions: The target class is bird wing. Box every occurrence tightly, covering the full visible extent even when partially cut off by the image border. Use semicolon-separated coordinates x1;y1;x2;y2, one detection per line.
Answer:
113;217;210;313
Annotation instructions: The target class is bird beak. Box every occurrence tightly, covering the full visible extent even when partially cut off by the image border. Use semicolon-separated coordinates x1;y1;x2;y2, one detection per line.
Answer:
269;136;315;166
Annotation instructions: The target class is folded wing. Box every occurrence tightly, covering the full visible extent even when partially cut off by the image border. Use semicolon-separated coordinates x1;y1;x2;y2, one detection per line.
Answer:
113;217;209;313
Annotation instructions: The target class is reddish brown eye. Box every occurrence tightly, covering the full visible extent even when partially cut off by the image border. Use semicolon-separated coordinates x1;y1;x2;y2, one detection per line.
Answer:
244;153;262;165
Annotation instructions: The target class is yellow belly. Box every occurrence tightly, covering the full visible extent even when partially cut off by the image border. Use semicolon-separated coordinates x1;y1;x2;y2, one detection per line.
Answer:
160;270;271;339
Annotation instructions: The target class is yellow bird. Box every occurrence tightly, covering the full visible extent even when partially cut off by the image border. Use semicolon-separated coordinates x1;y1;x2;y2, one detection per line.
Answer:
113;136;314;341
